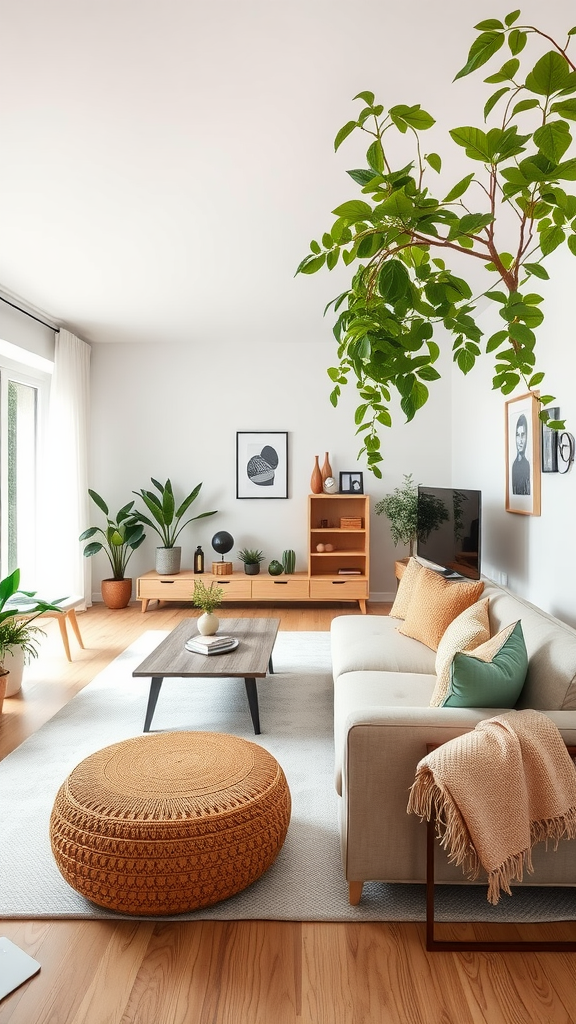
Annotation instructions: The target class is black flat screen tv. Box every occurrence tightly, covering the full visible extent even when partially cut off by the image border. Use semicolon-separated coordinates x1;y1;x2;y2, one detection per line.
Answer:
416;486;482;580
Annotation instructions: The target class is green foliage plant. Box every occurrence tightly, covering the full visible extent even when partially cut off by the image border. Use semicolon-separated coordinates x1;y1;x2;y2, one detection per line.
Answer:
192;578;224;614
237;548;265;565
132;478;217;548
80;490;146;580
0;568;64;669
282;549;296;574
375;474;449;555
296;11;576;475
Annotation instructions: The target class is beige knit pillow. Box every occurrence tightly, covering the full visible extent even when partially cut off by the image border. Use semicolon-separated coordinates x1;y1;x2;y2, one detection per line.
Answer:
398;566;485;651
430;597;491;706
389;557;423;619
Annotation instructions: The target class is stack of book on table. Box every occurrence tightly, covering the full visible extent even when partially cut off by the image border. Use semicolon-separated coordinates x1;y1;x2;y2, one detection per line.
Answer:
185;634;238;655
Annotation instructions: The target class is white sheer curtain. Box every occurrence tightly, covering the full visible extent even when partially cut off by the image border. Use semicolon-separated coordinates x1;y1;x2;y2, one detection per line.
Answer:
38;330;91;605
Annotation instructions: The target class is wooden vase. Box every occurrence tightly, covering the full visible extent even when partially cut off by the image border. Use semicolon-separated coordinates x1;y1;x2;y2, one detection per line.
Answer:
321;452;332;484
311;456;323;494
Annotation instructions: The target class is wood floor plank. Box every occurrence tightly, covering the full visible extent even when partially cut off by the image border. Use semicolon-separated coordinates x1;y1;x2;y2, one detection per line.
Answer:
67;923;155;1024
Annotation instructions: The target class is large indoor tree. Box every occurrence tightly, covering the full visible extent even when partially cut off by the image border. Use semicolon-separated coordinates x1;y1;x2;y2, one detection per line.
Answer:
297;11;576;476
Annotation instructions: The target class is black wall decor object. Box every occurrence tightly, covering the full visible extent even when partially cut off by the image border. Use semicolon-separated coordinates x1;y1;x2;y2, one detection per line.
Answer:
236;432;288;499
541;407;560;473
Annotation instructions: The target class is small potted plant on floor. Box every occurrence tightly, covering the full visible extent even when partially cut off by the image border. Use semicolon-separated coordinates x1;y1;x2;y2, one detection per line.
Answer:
80;490;146;608
237;548;265;576
0;568;64;703
133;478;218;576
192;579;224;636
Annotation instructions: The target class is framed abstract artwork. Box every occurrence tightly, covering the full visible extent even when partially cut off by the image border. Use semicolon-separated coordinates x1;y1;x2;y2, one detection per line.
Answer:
505;393;541;516
236;432;288;499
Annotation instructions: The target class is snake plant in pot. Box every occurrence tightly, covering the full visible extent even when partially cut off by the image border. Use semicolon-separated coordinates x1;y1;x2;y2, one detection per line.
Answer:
79;490;146;608
0;568;65;703
133;478;218;576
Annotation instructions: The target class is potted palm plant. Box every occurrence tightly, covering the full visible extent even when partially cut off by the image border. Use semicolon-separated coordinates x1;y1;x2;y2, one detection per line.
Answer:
79;490;146;608
132;478;218;576
0;568;64;703
237;548;265;575
192;579;224;636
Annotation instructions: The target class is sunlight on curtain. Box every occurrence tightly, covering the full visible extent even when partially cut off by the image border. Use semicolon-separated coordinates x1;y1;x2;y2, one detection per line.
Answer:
38;330;91;604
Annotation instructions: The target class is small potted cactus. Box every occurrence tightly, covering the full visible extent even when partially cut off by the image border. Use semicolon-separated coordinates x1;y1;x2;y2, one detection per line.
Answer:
237;548;265;576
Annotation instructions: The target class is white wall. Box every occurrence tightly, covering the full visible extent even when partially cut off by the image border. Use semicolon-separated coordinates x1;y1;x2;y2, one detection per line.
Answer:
88;339;452;602
452;249;576;626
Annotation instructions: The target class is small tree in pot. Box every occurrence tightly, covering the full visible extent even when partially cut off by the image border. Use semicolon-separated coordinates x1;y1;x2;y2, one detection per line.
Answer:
375;474;449;557
79;490;146;608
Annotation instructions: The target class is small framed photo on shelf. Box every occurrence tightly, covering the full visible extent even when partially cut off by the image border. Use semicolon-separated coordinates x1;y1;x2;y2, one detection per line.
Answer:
236;431;288;499
339;471;363;494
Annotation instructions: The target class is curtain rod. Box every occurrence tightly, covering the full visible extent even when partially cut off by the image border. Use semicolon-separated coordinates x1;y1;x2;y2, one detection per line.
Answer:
0;294;60;333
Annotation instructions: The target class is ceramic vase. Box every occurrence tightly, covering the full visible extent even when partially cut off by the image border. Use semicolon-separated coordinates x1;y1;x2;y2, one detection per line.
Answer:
321;452;332;484
198;611;219;636
310;456;323;494
3;647;25;696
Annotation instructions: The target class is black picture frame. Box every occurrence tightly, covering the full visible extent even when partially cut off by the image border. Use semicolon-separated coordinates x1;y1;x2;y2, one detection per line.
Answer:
541;406;560;473
236;431;288;499
339;471;363;494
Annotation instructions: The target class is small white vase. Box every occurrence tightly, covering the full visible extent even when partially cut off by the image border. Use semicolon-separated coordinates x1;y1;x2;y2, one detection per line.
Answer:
197;611;219;636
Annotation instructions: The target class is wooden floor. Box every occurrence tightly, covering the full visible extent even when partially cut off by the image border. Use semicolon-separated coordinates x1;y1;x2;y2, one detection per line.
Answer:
1;600;575;1024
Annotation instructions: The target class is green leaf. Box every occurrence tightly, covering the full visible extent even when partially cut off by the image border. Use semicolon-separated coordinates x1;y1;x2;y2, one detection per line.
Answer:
327;249;339;270
443;173;475;203
347;168;380;186
525;50;571;96
568;234;576;256
459;212;494;233
508;322;536;346
298;254;326;275
540;225;566;254
484;86;510;119
505;10;521;26
512;98;540;115
523;261;550;279
332;199;373;220
378;260;410;303
486;330;508;353
475;19;504;30
454;31;505;81
310;239;321;255
353;91;375;105
88;489;109;517
529;372;545;387
377;190;414;219
485;58;519;83
508;29;527;55
329;386;340;408
334;120;357;152
550;98;576;122
401;106;435;130
533;120;572;162
367;139;385;173
555;158;576;180
425;152;442;173
449;126;491;161
456;349;476;374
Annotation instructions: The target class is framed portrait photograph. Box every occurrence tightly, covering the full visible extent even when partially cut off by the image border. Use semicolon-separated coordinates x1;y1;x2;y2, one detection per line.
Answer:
236;431;288;499
541;406;560;473
339;471;364;494
505;393;541;516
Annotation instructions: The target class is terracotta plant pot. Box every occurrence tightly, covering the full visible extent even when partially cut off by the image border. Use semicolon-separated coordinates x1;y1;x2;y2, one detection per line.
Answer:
101;578;132;609
0;670;7;714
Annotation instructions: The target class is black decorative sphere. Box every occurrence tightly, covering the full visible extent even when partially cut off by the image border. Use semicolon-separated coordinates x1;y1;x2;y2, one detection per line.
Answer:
211;531;234;555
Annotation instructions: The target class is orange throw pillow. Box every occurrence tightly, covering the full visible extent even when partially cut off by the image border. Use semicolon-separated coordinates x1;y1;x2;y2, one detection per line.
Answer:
398;566;484;651
389;557;423;619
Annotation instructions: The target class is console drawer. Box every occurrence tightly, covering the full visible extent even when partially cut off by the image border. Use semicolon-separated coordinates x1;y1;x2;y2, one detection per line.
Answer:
309;578;368;600
251;577;310;601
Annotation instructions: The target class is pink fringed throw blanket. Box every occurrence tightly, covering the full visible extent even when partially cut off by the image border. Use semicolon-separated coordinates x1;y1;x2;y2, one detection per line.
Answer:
407;710;576;904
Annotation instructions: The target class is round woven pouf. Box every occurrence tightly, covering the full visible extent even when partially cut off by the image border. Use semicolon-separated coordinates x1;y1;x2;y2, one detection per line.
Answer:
49;731;291;916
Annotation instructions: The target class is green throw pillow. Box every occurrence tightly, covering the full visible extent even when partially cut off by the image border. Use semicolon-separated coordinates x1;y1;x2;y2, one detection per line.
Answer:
442;620;528;708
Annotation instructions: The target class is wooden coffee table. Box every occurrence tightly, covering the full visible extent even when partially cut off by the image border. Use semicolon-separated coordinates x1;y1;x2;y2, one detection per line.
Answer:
132;617;280;735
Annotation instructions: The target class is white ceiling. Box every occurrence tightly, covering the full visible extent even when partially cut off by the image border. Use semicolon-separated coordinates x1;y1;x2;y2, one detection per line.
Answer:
0;0;571;346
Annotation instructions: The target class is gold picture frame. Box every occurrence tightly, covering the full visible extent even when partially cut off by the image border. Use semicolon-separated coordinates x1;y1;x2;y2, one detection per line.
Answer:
505;392;541;516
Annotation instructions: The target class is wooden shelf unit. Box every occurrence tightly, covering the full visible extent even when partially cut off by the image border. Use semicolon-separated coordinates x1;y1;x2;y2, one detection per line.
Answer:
136;494;370;614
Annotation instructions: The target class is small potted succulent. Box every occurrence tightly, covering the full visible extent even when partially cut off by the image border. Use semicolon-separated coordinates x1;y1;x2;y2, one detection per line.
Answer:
237;548;265;576
192;579;224;636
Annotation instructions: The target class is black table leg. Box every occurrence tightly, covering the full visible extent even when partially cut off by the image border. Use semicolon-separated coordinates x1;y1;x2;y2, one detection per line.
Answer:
244;677;261;734
144;676;164;732
268;655;274;674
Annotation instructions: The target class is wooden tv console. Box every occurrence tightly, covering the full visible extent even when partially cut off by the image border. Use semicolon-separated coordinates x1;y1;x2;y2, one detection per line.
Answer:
136;494;370;614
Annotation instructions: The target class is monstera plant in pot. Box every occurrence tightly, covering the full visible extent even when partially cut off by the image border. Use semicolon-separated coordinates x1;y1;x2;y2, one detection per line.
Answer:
0;568;64;703
79;490;146;608
133;478;218;576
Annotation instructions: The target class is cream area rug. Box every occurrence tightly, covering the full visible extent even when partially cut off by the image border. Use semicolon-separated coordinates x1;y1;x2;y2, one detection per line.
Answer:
1;630;574;923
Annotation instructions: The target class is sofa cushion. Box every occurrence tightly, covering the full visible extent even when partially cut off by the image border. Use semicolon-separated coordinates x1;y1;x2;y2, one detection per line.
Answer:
430;597;491;707
398;566;485;651
442;620;528;708
330;614;436;681
389;557;422;619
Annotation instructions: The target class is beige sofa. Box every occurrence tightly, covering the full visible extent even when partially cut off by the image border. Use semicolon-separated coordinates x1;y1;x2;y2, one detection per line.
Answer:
331;577;576;904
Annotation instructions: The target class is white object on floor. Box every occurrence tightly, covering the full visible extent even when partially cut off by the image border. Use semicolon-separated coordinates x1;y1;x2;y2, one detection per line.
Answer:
0;936;41;1000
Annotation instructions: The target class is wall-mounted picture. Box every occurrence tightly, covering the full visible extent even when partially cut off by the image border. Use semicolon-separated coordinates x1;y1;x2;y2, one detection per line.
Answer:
339;471;363;494
236;431;288;499
505;393;541;516
541;406;560;473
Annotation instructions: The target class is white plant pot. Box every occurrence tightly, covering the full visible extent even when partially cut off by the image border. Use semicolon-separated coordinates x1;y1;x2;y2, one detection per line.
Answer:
3;647;25;696
156;546;182;575
197;612;219;636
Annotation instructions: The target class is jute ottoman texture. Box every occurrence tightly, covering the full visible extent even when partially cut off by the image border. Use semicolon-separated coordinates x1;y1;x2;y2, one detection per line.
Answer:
49;731;291;915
